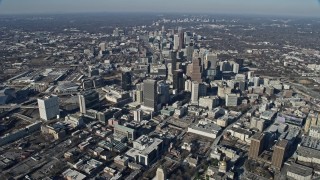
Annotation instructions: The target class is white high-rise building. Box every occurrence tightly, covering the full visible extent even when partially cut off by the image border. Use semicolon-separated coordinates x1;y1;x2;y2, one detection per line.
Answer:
204;53;218;70
248;71;254;79
38;95;60;121
235;74;246;81
79;94;86;114
232;63;240;74
136;90;143;103
134;109;143;122
185;79;192;92
191;81;199;104
173;34;180;50
253;77;260;87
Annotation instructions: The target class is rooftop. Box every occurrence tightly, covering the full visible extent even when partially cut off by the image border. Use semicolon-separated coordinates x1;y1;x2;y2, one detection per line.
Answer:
275;139;288;149
229;127;252;135
297;146;320;159
300;135;320;150
287;163;313;177
190;122;222;133
62;169;86;180
251;132;265;141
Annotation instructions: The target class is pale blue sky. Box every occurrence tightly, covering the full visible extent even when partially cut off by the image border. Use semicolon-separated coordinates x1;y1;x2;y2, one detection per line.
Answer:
0;0;319;17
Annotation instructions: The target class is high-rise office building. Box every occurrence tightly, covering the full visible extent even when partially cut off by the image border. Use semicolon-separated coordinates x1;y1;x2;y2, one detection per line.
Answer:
156;166;167;180
253;77;260;87
158;81;169;105
173;70;184;92
248;71;254;79
134;109;143;122
170;50;177;71
178;27;184;50
204;53;218;80
38;95;60;121
78;90;100;114
79;94;86;114
185;79;192;92
187;58;202;83
204;53;218;70
199;83;208;97
136;83;144;91
143;79;158;111
136;90;143;103
238;81;246;92
167;63;173;78
232;63;240;74
184;31;192;45
186;43;194;62
173;34;180;51
249;133;265;159
219;61;232;72
272;139;288;170
121;72;132;91
191;81;200;104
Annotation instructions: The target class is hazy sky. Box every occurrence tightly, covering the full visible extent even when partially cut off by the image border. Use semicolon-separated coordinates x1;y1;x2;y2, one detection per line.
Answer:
0;0;319;17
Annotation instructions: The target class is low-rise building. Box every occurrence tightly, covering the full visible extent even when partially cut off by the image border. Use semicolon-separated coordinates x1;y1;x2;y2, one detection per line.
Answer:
199;96;219;110
260;110;276;121
126;135;164;167
114;155;129;166
287;163;313;180
250;117;265;132
114;124;136;141
188;122;222;139
296;146;320;165
103;86;131;103
217;116;229;127
62;169;86;180
309;126;320;139
227;127;252;143
41;123;67;140
225;94;238;107
174;106;187;118
65;113;85;128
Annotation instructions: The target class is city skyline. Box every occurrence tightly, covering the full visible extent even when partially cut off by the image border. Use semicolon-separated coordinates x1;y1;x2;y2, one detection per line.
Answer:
0;0;319;17
0;6;320;179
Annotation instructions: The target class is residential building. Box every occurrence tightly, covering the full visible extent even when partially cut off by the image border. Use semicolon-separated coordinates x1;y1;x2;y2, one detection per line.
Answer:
248;133;265;159
272;139;288;170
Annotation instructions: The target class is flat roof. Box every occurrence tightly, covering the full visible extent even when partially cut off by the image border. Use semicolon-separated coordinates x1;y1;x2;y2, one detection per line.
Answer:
300;135;320;150
62;169;86;180
190;123;222;133
297;146;320;159
275;139;288;148
230;127;252;135
287;163;313;177
114;124;135;133
251;132;265;141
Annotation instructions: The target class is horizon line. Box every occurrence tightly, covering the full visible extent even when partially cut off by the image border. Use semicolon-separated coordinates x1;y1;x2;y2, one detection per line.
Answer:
0;11;319;19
